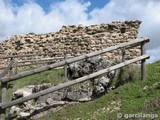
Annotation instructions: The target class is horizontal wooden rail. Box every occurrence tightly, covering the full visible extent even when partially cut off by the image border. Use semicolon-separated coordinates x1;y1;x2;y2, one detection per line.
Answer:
18;61;57;66
18;56;74;63
0;61;56;70
0;66;63;71
0;62;66;70
0;54;149;109
0;53;53;59
0;38;149;83
0;57;75;70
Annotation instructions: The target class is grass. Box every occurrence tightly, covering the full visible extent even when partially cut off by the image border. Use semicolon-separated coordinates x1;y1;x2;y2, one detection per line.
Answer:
6;69;65;100
39;61;160;120
3;68;65;116
2;61;160;120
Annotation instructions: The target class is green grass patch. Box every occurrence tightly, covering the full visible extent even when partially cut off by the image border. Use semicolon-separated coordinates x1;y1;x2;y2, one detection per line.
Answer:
39;62;160;120
2;61;160;120
5;69;65;102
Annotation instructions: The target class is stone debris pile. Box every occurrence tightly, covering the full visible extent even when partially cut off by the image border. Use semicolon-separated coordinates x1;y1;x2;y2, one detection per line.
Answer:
9;56;116;119
68;56;116;97
67;56;112;79
9;83;92;119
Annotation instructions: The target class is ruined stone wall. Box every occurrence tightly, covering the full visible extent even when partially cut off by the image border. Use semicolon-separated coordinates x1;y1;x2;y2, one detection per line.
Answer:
0;20;141;62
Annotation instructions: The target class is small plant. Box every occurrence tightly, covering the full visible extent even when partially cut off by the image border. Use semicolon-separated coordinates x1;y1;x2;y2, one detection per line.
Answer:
115;64;140;88
144;96;160;112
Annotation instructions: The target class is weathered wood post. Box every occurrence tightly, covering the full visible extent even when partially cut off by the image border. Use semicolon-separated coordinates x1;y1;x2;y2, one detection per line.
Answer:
122;47;125;62
0;82;7;120
121;47;125;74
141;42;146;81
0;60;14;120
64;53;68;80
116;47;126;87
13;61;18;75
9;57;13;76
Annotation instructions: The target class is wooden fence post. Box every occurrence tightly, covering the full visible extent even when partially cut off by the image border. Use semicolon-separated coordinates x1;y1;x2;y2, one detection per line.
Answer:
141;42;146;81
0;60;14;120
121;47;125;72
0;82;7;120
64;53;68;80
115;47;126;87
13;61;18;75
9;57;13;76
122;47;125;62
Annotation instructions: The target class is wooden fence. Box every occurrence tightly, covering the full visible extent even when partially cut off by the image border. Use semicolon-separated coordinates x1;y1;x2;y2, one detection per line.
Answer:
0;53;74;70
0;37;150;119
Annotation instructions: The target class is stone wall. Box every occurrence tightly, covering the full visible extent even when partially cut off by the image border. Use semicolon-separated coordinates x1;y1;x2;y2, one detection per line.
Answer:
0;20;141;62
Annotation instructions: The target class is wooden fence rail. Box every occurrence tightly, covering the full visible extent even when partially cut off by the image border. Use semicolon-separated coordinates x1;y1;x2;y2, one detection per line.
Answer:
0;38;149;83
18;56;74;63
0;56;74;70
0;53;53;59
0;54;149;109
0;37;150;119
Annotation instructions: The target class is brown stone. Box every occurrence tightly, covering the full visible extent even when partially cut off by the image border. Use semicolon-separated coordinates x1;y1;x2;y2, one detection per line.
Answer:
0;20;141;65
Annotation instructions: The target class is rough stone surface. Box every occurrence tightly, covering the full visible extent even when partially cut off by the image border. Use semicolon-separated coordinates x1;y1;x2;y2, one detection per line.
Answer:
67;56;113;79
0;20;141;68
67;56;116;97
9;56;116;119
